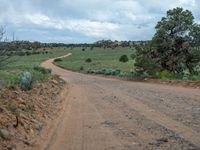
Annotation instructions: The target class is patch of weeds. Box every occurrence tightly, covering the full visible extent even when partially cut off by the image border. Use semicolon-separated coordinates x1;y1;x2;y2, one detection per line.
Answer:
7;100;17;113
87;68;121;76
85;58;92;63
33;65;51;74
32;70;51;82
80;66;84;71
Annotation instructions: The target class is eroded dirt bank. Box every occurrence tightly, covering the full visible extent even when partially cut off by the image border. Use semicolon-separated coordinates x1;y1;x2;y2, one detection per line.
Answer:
0;77;66;150
40;56;200;150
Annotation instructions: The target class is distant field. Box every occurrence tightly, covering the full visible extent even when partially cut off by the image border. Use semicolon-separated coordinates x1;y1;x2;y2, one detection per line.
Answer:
56;47;135;72
0;46;135;85
0;47;68;85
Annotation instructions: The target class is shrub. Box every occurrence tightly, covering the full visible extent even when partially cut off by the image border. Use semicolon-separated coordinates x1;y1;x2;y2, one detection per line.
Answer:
25;51;31;56
87;69;94;73
104;69;112;75
80;66;84;71
17;51;26;56
33;65;52;74
130;53;136;59
115;69;121;75
156;70;176;79
19;71;33;91
7;100;17;113
54;58;62;62
85;58;92;63
119;55;129;62
87;68;121;76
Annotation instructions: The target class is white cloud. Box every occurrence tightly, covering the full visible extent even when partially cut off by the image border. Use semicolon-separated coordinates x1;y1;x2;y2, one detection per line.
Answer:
179;0;196;7
14;13;121;39
0;0;199;42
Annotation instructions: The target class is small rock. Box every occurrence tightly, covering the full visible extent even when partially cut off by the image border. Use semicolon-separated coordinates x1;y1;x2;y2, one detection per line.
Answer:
7;144;16;150
43;112;49;119
157;137;168;143
51;79;58;85
130;132;136;136
188;146;196;150
32;119;43;131
30;128;34;134
23;139;33;146
102;119;113;125
15;133;27;141
0;128;12;140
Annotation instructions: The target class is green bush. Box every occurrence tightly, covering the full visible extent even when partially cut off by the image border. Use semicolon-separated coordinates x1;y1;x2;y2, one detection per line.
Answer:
25;51;31;56
54;58;62;62
87;68;121;76
33;65;52;74
85;58;92;63
119;55;129;62
17;51;26;56
31;70;51;82
130;53;136;59
156;70;176;79
80;66;84;71
19;71;33;91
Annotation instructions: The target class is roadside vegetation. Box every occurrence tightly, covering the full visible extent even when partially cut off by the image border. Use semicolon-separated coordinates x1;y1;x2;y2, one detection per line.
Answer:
55;7;200;81
55;47;134;73
0;45;67;88
134;7;200;80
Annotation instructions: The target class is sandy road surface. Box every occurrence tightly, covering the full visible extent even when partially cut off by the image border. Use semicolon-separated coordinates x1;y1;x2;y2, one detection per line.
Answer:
40;54;200;150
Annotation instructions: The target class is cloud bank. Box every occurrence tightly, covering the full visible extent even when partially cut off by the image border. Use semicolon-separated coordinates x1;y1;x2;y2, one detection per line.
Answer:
0;0;199;43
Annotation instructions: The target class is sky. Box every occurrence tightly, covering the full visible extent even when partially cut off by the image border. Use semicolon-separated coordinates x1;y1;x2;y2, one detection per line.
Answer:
0;0;199;43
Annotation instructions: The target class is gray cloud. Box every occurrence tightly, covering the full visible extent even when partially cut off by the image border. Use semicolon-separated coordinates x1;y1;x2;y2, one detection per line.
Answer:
0;0;199;43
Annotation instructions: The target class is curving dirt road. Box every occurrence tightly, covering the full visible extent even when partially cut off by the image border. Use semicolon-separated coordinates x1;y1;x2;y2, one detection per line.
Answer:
40;54;200;150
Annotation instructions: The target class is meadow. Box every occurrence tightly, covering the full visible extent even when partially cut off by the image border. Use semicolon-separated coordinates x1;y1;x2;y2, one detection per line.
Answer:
55;47;135;73
0;47;68;85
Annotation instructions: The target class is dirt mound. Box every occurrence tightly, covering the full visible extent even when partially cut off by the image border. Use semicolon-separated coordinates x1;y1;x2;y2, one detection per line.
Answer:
0;76;66;150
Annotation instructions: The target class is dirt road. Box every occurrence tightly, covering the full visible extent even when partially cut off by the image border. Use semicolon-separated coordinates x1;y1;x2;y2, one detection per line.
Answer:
41;54;200;150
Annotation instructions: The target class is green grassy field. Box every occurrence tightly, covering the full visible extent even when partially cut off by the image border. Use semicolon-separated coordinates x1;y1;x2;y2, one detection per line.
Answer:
56;47;135;72
0;47;68;85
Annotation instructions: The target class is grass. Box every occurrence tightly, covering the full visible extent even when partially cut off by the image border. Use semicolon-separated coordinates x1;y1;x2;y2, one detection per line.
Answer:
0;47;68;85
56;47;135;72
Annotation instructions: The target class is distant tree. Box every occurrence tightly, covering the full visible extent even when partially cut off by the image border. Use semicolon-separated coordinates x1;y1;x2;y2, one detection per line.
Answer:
135;7;200;75
85;58;92;63
119;55;129;63
0;26;11;67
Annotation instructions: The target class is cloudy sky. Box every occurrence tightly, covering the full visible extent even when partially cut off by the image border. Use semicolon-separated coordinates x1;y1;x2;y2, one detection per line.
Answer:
0;0;199;43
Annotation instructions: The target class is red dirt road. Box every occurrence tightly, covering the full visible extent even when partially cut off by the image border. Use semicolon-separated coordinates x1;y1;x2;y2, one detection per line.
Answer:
40;54;200;150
